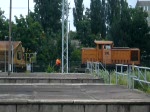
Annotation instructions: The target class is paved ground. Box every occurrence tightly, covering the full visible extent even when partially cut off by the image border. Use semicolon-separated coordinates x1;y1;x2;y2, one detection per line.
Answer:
0;83;149;103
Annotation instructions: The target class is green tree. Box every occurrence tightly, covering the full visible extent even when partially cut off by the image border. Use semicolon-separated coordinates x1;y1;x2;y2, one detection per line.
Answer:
0;8;9;40
108;0;130;47
73;0;95;47
107;1;150;59
73;0;84;32
107;0;121;27
34;0;62;35
101;0;107;38
13;14;63;68
90;0;102;35
129;7;150;54
13;15;43;53
32;0;62;68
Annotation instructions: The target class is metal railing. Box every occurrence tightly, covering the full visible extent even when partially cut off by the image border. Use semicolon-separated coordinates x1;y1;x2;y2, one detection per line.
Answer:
131;65;150;89
86;61;110;83
115;64;150;90
115;64;130;88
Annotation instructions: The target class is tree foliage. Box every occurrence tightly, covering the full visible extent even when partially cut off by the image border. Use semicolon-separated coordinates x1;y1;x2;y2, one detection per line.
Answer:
72;0;150;61
0;8;9;40
0;0;150;69
90;0;102;35
73;0;84;32
34;0;62;34
13;15;43;53
129;8;150;53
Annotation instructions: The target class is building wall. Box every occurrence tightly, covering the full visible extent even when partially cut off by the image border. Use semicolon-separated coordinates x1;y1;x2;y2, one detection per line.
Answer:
136;1;150;26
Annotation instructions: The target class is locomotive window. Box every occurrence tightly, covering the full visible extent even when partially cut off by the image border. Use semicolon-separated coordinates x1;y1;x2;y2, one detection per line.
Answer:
17;51;22;60
131;51;138;61
99;45;102;49
104;45;111;50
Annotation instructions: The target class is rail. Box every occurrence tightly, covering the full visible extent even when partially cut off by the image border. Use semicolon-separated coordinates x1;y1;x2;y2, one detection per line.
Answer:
131;65;150;89
115;64;130;88
115;64;150;90
86;61;110;83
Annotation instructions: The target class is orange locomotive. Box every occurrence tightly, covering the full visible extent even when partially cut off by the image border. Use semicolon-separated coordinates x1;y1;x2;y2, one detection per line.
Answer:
82;40;140;65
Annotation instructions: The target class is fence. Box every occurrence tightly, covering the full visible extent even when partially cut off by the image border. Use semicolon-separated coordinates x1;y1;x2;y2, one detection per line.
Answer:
115;64;150;90
86;61;110;83
0;60;82;73
115;64;129;88
86;62;150;90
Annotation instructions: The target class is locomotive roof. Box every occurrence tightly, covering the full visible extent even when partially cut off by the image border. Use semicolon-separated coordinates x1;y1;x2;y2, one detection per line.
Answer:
94;40;113;45
0;41;22;51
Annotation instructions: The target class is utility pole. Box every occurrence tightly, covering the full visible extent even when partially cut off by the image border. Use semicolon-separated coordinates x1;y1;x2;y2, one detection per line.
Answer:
4;36;8;73
28;0;29;16
12;42;13;73
62;0;69;73
8;0;12;75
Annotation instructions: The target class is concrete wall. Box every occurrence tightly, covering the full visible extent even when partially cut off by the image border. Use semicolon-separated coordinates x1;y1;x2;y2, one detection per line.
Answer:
0;78;104;83
0;104;149;112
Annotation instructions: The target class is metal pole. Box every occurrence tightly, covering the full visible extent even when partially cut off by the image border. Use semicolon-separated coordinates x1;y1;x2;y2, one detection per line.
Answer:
116;65;118;85
28;0;29;16
66;5;69;73
4;36;7;72
12;42;13;73
68;21;70;72
5;42;6;72
8;0;12;75
62;0;69;73
62;0;65;73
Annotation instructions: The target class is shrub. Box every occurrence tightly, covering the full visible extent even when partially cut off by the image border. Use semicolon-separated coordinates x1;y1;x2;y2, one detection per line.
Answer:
46;65;54;73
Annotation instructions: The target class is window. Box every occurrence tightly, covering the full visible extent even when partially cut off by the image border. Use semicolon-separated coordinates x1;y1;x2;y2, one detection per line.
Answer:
17;51;22;60
131;51;138;61
143;6;145;10
99;45;102;49
104;45;111;50
148;6;150;11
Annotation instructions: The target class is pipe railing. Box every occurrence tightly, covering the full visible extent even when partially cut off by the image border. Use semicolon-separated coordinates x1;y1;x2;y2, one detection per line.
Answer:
116;64;150;90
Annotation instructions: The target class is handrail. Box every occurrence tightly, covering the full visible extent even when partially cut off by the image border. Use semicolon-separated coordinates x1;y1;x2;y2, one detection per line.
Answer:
86;61;110;83
116;64;150;90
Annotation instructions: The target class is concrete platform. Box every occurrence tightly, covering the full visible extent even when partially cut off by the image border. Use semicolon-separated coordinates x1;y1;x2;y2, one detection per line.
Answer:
0;73;96;78
0;84;150;112
0;73;150;112
0;73;104;83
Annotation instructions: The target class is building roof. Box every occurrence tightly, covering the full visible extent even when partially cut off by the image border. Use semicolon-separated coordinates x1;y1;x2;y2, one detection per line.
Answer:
94;40;113;45
0;41;22;51
136;0;150;6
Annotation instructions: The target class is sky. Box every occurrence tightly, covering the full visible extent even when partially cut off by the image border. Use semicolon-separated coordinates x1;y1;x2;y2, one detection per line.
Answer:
0;0;137;31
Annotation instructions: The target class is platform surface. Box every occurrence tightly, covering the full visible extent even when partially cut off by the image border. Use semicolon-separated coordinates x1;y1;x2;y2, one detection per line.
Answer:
0;73;99;79
0;84;149;104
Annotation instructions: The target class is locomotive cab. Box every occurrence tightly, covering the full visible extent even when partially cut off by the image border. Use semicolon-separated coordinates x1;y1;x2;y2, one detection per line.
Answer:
95;40;113;64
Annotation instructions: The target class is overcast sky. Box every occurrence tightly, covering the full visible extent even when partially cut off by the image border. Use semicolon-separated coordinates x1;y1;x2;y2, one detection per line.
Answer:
0;0;137;31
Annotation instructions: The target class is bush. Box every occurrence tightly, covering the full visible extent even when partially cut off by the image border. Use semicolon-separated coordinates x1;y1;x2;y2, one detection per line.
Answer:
46;65;54;73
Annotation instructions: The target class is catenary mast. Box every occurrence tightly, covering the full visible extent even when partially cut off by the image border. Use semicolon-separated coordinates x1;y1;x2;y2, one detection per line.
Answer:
62;0;69;73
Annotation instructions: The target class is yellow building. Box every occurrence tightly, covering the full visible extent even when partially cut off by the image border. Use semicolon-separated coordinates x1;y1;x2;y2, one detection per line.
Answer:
0;41;25;72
